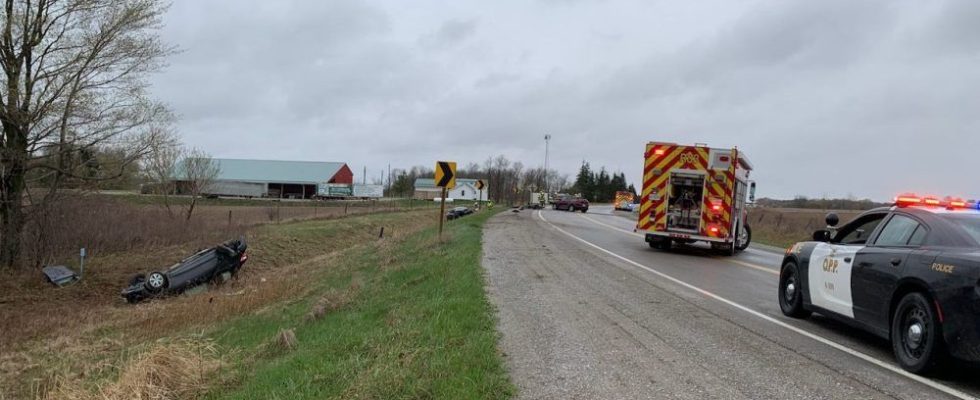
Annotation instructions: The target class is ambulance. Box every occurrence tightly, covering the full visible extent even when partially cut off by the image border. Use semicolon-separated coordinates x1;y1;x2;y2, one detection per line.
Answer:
614;191;635;211
636;142;756;254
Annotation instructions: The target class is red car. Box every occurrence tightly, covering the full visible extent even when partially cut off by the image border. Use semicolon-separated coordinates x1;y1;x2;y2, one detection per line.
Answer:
553;197;589;212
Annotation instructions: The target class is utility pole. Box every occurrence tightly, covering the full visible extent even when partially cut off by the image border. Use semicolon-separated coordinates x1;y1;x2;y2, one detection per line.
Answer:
544;134;551;193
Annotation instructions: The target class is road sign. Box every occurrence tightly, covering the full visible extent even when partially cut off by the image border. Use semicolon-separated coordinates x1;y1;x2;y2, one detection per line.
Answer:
435;161;456;189
475;179;485;190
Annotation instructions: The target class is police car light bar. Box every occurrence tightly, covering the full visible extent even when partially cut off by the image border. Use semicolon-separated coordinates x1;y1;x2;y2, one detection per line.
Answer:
894;194;922;207
894;194;979;210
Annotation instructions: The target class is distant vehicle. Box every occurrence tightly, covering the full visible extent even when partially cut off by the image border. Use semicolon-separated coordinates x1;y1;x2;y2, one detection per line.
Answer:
779;194;980;374
636;142;755;255
352;184;384;199
614;191;635;211
446;206;474;220
528;191;548;209
554;196;589;212
121;238;248;304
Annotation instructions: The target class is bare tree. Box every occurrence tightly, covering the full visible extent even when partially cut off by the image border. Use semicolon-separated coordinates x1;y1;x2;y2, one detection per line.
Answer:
143;125;181;217
180;150;219;221
0;0;173;267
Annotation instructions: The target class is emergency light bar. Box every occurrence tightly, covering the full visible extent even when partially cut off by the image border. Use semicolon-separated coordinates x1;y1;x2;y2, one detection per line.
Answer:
894;194;979;210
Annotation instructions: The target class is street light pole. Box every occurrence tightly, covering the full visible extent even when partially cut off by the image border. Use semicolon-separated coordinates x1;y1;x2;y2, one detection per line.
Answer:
544;134;551;193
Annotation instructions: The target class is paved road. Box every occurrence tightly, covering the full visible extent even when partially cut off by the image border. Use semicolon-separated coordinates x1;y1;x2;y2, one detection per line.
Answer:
482;205;980;400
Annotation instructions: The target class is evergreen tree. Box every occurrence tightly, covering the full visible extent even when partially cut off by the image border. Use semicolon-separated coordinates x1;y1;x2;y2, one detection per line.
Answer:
595;167;611;202
573;161;593;198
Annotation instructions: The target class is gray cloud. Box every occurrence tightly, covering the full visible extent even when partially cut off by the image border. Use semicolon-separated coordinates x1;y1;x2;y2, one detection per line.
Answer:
151;0;980;200
420;19;479;49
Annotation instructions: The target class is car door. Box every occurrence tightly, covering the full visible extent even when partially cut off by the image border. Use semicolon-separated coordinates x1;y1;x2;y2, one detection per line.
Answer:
851;213;927;334
808;212;887;318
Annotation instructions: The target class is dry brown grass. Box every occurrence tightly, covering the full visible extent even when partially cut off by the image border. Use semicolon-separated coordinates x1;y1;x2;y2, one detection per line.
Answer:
748;207;864;247
16;194;425;270
44;339;221;400
0;209;437;400
274;329;298;351
305;277;362;322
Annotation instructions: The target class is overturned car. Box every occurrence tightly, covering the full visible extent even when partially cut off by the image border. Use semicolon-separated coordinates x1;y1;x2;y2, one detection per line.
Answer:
122;238;248;304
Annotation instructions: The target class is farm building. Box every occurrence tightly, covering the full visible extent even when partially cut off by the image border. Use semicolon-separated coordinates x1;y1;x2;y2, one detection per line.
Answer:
175;158;353;199
413;178;488;201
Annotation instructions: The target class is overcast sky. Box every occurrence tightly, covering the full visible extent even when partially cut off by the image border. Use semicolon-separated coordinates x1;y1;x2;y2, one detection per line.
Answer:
151;0;980;201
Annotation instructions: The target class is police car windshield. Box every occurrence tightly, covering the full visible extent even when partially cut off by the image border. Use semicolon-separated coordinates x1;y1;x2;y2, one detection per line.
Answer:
942;214;980;245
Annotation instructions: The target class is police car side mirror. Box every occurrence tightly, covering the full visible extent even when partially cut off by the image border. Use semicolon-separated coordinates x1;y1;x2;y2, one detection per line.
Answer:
813;229;832;242
825;213;839;227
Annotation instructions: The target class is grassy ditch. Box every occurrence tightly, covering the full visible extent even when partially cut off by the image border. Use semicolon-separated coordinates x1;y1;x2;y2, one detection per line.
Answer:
203;208;512;399
8;207;512;399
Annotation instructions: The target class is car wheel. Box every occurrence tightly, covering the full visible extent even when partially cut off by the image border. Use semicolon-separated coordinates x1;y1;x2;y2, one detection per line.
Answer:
736;224;752;252
145;271;168;293
779;262;811;318
891;292;946;374
581;208;588;213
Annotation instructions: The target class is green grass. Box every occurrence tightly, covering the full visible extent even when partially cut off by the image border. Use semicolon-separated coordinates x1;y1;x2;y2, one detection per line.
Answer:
204;209;513;399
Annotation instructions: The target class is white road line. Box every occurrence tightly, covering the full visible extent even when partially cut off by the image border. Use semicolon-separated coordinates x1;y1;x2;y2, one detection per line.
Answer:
578;212;779;276
725;258;779;276
537;210;975;400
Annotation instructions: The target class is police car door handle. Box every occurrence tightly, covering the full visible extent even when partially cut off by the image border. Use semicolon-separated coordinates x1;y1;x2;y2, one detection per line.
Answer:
890;258;902;266
844;257;852;263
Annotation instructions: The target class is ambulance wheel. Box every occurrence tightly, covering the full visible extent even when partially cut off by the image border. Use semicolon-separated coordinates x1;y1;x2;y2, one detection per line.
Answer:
891;292;946;374
736;224;751;252
779;262;811;318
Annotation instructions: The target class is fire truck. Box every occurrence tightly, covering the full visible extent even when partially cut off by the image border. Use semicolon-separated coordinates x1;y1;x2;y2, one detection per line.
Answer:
636;142;756;254
614;191;635;211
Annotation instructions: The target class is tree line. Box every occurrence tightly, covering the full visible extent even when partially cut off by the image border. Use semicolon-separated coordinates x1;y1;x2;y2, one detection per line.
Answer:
755;196;889;210
571;162;635;203
387;155;571;205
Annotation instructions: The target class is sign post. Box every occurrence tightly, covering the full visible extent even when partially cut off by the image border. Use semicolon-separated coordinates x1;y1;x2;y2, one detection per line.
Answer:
79;247;86;279
475;179;486;210
435;161;456;240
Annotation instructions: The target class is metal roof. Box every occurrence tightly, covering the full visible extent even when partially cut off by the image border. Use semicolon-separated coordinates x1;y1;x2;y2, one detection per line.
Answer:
414;178;481;189
177;158;347;184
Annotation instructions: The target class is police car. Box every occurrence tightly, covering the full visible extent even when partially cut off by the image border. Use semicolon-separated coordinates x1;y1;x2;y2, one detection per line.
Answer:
778;194;980;374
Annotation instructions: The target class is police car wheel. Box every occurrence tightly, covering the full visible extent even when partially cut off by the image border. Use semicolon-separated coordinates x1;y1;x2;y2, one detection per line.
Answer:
891;292;946;374
778;262;811;318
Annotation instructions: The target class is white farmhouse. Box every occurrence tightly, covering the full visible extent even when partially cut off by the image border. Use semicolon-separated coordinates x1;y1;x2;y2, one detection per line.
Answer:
413;178;488;201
